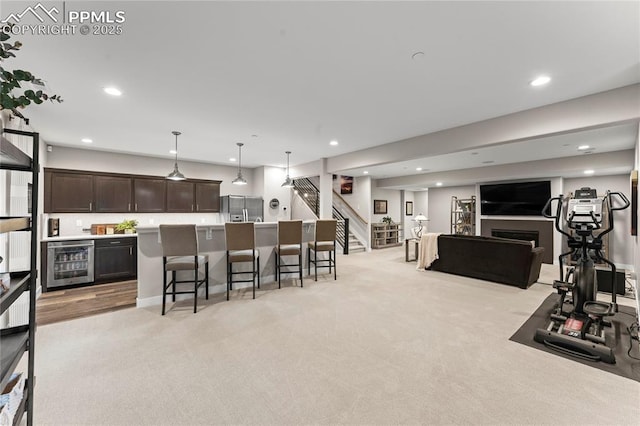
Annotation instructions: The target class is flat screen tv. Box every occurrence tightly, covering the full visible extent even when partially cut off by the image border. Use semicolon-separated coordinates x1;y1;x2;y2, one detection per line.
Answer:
480;181;551;216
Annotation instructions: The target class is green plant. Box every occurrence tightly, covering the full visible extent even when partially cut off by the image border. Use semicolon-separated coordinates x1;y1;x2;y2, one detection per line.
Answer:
1;23;63;121
382;216;393;225
115;219;138;232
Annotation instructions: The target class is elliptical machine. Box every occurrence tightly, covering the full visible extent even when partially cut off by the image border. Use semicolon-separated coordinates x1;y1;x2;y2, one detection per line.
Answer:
534;187;630;364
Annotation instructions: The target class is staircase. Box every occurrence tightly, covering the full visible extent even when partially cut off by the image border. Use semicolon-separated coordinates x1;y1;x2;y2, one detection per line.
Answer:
293;178;367;253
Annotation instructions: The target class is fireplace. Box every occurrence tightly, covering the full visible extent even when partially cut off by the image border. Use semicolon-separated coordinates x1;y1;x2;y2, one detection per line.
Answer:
481;219;554;264
492;229;539;248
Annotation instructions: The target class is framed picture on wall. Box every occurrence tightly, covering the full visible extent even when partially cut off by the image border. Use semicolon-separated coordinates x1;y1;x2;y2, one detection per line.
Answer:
374;199;387;214
405;201;413;216
340;175;353;194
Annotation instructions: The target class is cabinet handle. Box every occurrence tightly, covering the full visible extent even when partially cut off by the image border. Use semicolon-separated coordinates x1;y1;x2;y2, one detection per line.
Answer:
110;241;121;244
135;203;138;211
129;247;132;256
89;202;92;210
128;203;131;211
192;204;194;211
197;204;199;211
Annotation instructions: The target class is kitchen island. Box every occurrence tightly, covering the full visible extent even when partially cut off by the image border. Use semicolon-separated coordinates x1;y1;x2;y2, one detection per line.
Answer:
136;221;318;307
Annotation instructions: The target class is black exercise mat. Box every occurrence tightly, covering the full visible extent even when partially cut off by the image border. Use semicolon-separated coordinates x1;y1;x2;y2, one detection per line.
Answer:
510;294;640;382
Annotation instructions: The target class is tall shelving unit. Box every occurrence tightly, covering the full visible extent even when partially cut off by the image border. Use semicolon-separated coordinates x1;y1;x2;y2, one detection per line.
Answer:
0;128;38;426
451;196;476;235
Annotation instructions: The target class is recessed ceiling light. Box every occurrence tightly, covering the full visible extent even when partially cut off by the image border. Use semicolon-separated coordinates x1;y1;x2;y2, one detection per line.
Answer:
169;149;177;154
578;145;590;150
436;182;443;186
229;157;236;162
530;75;551;87
363;171;369;174
584;169;595;175
81;138;92;143
103;87;122;96
416;167;423;171
329;140;339;146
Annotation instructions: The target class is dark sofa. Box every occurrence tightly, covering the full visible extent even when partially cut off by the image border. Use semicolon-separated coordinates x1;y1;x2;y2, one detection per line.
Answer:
429;235;544;289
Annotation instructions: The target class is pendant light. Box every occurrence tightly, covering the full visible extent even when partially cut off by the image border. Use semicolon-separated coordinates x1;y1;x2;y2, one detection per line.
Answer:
281;151;294;188
232;142;247;185
167;131;186;181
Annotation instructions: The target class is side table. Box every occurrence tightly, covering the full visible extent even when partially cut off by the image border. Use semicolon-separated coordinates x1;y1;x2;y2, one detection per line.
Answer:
405;238;419;262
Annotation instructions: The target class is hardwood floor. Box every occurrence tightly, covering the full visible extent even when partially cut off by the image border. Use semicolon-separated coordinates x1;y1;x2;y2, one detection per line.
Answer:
37;281;137;326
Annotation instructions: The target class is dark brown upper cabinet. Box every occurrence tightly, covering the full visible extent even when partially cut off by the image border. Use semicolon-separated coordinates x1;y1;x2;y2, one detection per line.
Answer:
94;175;132;213
167;181;195;212
133;178;166;213
195;182;221;212
45;170;94;213
44;168;220;213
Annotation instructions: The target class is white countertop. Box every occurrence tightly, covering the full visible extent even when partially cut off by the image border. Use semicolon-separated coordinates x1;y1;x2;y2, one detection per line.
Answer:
42;233;138;242
136;220;315;234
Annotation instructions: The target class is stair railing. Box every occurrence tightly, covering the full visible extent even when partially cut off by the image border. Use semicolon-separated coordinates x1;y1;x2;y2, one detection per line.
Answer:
293;177;349;254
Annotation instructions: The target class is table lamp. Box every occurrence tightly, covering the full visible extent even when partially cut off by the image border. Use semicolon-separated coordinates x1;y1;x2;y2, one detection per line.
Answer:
414;214;428;238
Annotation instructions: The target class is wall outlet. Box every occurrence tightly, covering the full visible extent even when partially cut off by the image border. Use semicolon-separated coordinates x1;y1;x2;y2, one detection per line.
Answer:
76;219;82;227
206;228;213;240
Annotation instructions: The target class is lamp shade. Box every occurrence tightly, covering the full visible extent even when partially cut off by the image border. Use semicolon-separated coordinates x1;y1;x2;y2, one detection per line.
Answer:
166;131;186;181
414;214;428;222
281;151;294;187
232;142;247;185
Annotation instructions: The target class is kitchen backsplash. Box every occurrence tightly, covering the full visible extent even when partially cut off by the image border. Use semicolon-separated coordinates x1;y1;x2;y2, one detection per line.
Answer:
45;213;223;237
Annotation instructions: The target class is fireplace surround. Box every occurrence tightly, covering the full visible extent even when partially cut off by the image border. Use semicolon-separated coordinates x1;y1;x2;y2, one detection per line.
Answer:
481;219;553;264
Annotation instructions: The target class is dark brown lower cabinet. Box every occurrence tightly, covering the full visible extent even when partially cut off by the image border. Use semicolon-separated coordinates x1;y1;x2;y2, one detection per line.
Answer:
94;238;137;283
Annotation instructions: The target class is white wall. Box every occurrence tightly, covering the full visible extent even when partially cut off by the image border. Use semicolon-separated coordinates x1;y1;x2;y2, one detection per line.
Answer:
257;166;292;222
333;175;371;222
428;185;475;234
371;185;402;225
635;125;640;280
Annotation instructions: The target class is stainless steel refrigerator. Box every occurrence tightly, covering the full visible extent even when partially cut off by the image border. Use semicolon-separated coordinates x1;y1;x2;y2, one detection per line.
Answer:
221;195;264;222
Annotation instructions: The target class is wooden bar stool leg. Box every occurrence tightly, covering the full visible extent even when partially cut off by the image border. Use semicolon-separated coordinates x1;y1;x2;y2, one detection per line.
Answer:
171;271;177;301
314;247;318;281
193;264;198;314
205;261;209;300
162;264;167;316
226;253;230;301
276;253;281;289
299;252;303;287
333;249;337;280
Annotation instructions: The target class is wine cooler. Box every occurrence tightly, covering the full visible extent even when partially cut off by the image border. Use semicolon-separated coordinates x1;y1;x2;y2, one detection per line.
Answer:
46;240;95;288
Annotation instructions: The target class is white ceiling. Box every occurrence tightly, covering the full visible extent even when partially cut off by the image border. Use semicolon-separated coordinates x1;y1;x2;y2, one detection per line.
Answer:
3;1;640;185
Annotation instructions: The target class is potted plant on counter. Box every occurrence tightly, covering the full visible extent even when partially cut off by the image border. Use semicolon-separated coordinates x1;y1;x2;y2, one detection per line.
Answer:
382;216;394;227
115;219;138;234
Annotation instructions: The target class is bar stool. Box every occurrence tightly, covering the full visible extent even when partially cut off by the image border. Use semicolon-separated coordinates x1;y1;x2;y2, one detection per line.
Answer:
307;219;337;281
159;224;209;315
225;222;260;300
274;220;303;288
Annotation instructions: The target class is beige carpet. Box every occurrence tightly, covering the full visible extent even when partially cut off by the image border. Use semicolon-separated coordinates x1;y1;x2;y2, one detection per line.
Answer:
31;247;639;425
